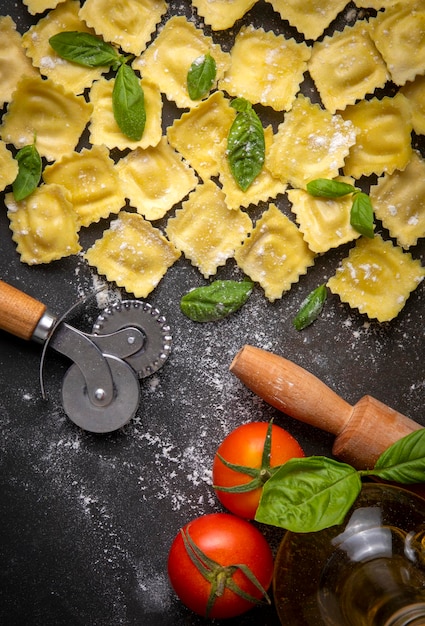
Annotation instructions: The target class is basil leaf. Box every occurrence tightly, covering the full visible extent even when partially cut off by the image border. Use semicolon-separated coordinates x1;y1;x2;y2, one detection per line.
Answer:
306;178;357;198
371;429;425;484
227;98;265;192
187;53;216;100
49;31;121;69
255;456;361;532
112;63;146;141
13;142;42;202
293;284;327;331
350;192;374;238
180;279;254;322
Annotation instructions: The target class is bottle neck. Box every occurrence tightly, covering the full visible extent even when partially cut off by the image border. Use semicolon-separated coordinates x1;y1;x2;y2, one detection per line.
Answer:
385;603;425;626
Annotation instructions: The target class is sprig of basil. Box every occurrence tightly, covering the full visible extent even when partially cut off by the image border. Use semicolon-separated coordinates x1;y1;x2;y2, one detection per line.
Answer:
13;140;42;202
49;31;145;141
227;98;265;192
49;31;122;69
306;178;375;239
255;429;425;533
293;284;327;331
180;279;254;322
187;53;216;100
113;63;145;141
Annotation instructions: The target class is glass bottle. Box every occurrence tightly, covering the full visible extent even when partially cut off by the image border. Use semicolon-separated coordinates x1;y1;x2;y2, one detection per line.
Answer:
273;483;425;626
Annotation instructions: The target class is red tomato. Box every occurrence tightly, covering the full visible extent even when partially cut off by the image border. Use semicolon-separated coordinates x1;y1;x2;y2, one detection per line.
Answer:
213;421;305;519
167;512;274;619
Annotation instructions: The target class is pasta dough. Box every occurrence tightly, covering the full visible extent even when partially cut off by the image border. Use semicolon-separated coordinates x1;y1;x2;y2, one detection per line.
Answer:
0;75;93;162
85;212;181;298
22;0;105;95
166;180;252;278
79;0;167;56
43;145;125;227
234;203;315;302
327;235;425;322
341;93;412;179
116;137;198;221
268;95;358;188
219;25;310;111
6;184;81;264
133;16;230;109
0;16;38;107
370;152;425;249
190;0;257;31
0;141;18;193
265;0;348;41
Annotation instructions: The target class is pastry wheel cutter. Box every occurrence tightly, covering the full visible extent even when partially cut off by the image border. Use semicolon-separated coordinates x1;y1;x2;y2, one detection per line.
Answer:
0;280;172;433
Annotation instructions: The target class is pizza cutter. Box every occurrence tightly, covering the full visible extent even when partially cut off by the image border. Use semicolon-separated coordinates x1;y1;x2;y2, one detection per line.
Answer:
0;280;172;433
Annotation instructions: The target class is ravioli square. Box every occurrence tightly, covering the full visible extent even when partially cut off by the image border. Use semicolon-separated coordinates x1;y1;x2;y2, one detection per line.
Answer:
265;0;349;41
22;0;105;95
370;152;425;249
133;16;231;109
167;91;236;181
309;22;389;113
89;77;162;150
6;184;81;265
43;145;125;227
327;235;425;322
219;25;310;111
370;2;425;86
79;0;167;56
166;180;252;278
234;203;315;302
0;75;92;162
0;16;38;107
85;212;181;298
190;0;257;30
0;141;18;193
116;137;198;221
23;0;64;14
268;95;357;188
401;75;425;135
288;179;360;254
218;126;287;210
341;93;412;179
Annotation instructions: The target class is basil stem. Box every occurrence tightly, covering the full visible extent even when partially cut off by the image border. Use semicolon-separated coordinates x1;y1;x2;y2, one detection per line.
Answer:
227;98;265;192
350;191;375;238
306;178;357;198
13;141;42;202
112;63;146;141
187;53;216;100
49;31;122;69
293;284;327;331
180;279;254;322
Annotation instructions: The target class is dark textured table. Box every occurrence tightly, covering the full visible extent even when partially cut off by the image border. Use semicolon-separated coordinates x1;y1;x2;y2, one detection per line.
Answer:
1;2;424;625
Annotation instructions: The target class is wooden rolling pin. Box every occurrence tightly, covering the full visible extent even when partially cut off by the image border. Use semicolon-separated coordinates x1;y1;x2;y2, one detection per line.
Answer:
230;345;423;470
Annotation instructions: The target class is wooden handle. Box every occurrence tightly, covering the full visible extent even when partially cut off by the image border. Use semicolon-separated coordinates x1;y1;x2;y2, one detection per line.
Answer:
0;280;47;340
230;345;423;470
230;345;353;435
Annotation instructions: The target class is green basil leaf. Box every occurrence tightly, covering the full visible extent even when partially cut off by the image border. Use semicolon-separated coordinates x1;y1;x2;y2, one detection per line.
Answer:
306;178;357;198
187;53;216;100
255;456;361;532
49;31;121;69
293;284;327;331
12;142;42;202
180;279;254;322
371;429;425;484
227;98;265;192
112;63;146;141
350;192;374;238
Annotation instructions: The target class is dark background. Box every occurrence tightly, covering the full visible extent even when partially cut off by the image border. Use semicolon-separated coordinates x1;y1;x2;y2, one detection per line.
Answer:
1;1;424;625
